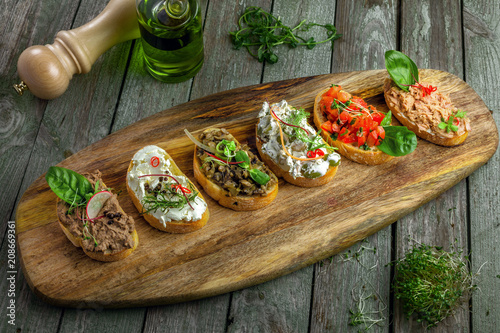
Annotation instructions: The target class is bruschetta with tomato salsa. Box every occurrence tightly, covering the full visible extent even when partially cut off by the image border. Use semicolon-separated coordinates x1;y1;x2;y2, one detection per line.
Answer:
313;84;417;165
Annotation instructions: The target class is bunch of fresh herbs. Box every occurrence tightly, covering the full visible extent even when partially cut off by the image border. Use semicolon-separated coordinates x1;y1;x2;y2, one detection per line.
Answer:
230;6;341;64
389;244;477;329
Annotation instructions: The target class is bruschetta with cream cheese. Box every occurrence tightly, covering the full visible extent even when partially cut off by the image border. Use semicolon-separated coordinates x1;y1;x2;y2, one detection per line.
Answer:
186;127;278;211
257;100;341;187
313;85;417;164
46;167;138;262
126;145;209;233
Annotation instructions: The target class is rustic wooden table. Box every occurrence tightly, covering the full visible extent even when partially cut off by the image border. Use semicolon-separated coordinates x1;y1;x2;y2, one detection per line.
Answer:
1;0;499;332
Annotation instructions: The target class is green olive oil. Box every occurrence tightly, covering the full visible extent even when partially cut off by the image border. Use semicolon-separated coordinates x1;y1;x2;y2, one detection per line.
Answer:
136;0;204;82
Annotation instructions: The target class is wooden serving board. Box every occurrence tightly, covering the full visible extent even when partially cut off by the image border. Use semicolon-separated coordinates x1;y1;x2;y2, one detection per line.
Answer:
16;69;498;308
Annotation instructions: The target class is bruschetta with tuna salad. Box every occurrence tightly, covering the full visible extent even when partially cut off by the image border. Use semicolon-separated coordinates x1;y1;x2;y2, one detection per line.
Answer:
46;167;138;262
257;100;341;187
313;85;417;165
186;128;278;211
127;145;209;233
384;50;470;146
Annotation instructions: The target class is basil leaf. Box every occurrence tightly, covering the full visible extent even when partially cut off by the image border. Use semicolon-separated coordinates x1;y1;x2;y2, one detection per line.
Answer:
385;50;419;92
249;168;270;185
378;126;417;157
380;110;392;127
235;150;250;169
46;166;94;205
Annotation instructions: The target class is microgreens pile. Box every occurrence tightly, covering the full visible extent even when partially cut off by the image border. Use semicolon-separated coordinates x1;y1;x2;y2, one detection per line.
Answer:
390;244;477;329
230;6;341;64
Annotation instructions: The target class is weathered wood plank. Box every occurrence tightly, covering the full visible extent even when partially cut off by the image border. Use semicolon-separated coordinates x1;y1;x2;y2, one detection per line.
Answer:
0;0;84;332
310;1;396;331
226;1;336;332
9;1;146;332
395;1;469;332
113;0;232;331
463;1;500;331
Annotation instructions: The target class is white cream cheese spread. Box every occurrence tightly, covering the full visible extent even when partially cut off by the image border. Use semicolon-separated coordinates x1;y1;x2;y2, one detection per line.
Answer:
127;145;207;226
257;100;341;179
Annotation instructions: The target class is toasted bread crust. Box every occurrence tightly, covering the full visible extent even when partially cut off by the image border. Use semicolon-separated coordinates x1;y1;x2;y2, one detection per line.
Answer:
383;78;469;146
56;178;138;262
126;151;209;233
255;136;338;187
192;129;278;211
313;87;394;165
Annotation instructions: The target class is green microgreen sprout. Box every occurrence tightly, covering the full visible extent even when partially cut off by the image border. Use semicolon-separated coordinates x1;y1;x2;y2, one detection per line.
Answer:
348;282;387;332
82;221;98;247
438;110;467;133
230;6;341;64
389;242;481;329
340;240;378;270
141;181;198;214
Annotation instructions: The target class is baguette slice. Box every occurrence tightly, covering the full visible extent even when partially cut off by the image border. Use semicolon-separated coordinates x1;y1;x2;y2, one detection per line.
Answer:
56;172;138;262
127;145;209;233
313;87;394;165
383;78;470;146
193;128;278;211
256;100;340;187
255;135;338;187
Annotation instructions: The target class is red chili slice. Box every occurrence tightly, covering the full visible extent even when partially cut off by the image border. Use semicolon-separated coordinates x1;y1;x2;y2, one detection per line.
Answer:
315;149;325;157
307;151;316;158
150;156;160;167
171;184;192;194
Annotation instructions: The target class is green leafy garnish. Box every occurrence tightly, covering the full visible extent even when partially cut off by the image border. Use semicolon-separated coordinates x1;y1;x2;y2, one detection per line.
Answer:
377;126;417;157
230;7;341;64
45;166;94;207
249;168;270;185
142;182;198;214
389;244;478;328
385;50;419;91
438;110;467;133
235;150;250;169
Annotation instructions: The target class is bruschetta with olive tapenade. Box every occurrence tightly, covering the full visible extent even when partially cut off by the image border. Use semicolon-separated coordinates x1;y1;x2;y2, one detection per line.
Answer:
46;167;138;262
257;100;341;187
313;85;417;164
186;127;278;211
126;145;209;233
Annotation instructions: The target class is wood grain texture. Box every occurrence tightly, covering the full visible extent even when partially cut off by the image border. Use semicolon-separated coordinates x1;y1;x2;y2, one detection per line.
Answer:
226;1;335;331
310;1;395;332
464;1;500;332
0;0;85;331
112;0;233;330
396;1;469;331
15;69;498;308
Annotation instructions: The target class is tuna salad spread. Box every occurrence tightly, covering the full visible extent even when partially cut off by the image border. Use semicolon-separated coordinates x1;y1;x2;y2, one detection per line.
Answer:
57;171;136;253
384;78;471;139
257;100;341;179
196;128;277;197
127;145;207;225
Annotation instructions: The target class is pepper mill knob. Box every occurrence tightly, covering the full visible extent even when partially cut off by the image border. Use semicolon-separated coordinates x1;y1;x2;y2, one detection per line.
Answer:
15;0;140;100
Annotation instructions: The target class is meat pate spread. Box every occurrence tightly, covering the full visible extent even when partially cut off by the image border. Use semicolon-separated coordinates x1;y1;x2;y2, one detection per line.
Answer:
57;171;136;253
384;78;471;138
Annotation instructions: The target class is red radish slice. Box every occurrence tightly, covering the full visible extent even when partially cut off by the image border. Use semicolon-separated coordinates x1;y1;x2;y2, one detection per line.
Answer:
86;190;112;219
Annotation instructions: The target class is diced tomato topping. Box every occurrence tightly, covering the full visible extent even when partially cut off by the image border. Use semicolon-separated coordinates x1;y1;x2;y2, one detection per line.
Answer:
351;96;368;109
337;90;352;103
371;111;386;125
339;110;351;124
321;121;333;133
320;86;384;147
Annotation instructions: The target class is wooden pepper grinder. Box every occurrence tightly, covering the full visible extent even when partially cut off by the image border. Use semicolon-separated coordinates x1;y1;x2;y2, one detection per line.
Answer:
14;0;140;100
